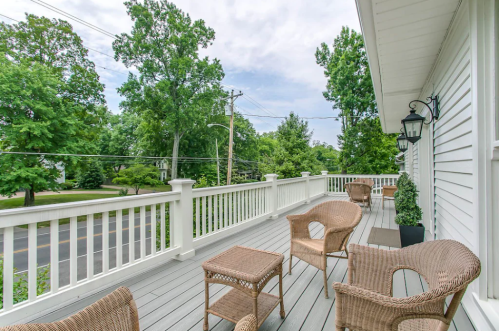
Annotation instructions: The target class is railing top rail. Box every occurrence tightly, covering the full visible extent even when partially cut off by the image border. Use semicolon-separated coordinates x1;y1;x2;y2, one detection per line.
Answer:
309;176;326;180
326;174;399;178
192;181;271;197
276;177;308;184
0;191;181;227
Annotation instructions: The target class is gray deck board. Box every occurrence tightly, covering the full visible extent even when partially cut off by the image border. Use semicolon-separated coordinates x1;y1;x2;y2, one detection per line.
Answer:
31;195;473;330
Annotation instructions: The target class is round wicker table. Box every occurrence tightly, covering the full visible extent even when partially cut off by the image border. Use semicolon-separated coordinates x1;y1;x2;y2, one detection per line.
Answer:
202;246;285;330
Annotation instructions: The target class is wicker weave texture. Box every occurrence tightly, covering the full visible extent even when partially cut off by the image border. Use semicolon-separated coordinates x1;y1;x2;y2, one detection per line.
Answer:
287;200;362;298
334;240;481;331
234;314;258;331
0;287;140;331
353;178;375;186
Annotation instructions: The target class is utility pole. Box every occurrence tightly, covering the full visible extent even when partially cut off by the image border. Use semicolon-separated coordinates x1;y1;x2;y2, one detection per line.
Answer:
227;89;243;185
215;138;220;186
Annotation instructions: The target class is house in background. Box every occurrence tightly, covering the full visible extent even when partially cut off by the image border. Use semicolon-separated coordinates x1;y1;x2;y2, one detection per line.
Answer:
356;0;498;329
156;159;169;181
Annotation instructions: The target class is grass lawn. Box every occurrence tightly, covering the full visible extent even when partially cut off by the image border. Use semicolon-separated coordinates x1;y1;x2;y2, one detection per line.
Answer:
69;188;119;192
0;194;120;210
110;184;172;192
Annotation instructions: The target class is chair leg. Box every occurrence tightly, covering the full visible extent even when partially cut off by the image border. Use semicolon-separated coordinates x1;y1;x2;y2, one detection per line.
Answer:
323;255;328;298
289;254;292;275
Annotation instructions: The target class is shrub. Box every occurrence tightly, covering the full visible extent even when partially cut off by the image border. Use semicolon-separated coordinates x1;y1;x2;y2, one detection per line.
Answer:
118;188;129;196
0;259;50;309
60;181;74;190
77;161;104;189
394;174;422;227
113;164;162;195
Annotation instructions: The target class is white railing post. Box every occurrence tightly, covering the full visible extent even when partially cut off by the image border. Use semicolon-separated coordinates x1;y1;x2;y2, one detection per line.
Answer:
301;172;311;204
265;174;279;219
321;171;329;195
169;179;196;261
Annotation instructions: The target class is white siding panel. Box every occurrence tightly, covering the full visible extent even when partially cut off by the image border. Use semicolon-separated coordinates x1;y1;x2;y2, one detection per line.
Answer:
427;6;474;246
413;141;419;186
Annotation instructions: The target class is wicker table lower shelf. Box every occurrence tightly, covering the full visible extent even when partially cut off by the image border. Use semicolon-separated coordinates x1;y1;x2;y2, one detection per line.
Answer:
208;289;280;328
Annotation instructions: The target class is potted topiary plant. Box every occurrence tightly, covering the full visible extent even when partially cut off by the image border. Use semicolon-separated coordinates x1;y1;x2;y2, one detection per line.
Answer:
394;172;410;214
394;175;424;247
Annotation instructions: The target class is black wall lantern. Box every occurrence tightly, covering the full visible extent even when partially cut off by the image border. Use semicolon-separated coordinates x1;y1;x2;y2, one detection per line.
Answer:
396;130;409;152
402;95;439;143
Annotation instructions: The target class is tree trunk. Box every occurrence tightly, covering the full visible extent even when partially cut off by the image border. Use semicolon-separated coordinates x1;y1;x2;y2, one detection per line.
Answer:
171;131;180;179
24;187;35;207
135;187;140;195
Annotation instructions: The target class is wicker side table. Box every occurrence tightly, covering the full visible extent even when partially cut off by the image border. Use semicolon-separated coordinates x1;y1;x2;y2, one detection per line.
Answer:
202;246;285;330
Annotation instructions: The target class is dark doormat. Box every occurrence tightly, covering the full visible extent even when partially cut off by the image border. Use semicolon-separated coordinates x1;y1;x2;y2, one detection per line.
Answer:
367;227;401;248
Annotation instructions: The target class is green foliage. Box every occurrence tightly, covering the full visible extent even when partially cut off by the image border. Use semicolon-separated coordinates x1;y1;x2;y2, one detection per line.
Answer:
0;15;106;206
60;182;74;190
394;174;422;227
312;141;340;172
194;176;215;188
258;113;324;178
113;0;226;179
118;188;129;196
77;161;104;189
316;26;398;174
0;259;50;309
113;164;163;195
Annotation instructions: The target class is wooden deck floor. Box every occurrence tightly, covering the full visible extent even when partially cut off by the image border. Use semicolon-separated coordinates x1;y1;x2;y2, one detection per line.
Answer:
33;196;475;330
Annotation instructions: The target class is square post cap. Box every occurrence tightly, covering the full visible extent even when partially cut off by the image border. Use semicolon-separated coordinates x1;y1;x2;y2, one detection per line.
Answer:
264;174;279;181
300;172;311;177
321;171;329;176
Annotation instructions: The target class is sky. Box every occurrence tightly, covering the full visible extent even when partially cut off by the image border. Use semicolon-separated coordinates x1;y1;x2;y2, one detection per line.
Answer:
1;0;361;148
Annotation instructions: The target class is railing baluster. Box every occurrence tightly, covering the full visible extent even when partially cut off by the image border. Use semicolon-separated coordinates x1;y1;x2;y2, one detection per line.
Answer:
202;196;207;235
139;206;146;260
102;212;109;274
224;193;228;228
160;203;166;251
70;216;78;285
128;208;134;264
238;191;242;223
208;196;213;233
167;202;172;249
28;223;37;302
3;226;14;310
219;194;223;230
50;219;59;293
151;204;157;256
116;210;123;268
87;214;94;280
229;192;233;226
214;194;219;231
195;197;200;237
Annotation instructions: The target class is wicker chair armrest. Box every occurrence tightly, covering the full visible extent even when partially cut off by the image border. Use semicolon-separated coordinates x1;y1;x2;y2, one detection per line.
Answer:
287;214;313;239
333;283;447;331
324;226;354;252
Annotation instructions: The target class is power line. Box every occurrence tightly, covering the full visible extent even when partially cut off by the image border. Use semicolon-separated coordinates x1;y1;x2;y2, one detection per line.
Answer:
86;46;114;59
0;14;19;22
0;151;260;163
94;65;128;76
243;94;278;117
29;0;117;39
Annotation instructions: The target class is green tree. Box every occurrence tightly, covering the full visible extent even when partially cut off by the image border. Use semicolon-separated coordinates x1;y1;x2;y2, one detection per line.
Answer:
0;56;95;206
316;26;398;174
113;164;163;195
113;0;225;179
77;160;104;189
259;113;324;178
312;141;340;173
98;112;139;175
0;14;106;134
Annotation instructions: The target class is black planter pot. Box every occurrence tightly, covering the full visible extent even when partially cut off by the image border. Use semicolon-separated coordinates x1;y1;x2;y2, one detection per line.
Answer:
399;223;425;248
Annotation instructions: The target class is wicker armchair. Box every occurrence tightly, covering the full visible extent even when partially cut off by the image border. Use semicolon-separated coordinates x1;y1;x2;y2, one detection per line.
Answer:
345;182;372;211
234;314;257;331
333;240;481;331
0;287;140;331
353;178;375;187
287;200;362;298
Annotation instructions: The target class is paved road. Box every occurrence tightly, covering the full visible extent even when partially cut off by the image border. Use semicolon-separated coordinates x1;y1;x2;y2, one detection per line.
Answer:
0;213;162;288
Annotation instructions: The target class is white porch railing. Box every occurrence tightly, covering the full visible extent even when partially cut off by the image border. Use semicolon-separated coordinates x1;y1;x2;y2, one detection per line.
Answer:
0;172;397;325
326;174;399;196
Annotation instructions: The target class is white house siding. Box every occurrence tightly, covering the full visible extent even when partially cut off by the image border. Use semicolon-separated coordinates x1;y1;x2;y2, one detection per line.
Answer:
412;141;419;189
419;4;475;249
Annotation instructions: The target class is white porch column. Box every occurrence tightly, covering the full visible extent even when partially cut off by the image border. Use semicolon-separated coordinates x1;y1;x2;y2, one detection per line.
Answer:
169;179;196;261
321;171;329;195
265;174;279;219
301;172;311;204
